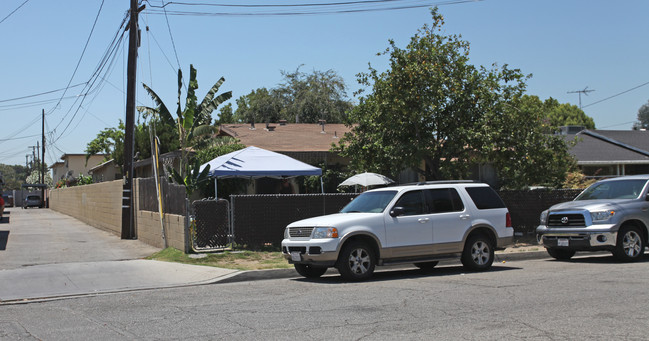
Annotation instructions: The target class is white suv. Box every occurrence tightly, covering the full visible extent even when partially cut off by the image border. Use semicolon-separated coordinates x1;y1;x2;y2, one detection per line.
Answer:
281;181;514;281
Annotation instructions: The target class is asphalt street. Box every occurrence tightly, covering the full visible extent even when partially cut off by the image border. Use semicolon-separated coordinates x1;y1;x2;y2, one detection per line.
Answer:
0;205;550;304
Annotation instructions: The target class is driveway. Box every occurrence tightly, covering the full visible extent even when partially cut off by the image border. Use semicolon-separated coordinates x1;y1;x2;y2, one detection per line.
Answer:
0;207;238;303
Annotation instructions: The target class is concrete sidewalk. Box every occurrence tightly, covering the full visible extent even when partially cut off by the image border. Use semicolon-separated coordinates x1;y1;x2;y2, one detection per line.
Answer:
0;206;551;304
0;207;238;303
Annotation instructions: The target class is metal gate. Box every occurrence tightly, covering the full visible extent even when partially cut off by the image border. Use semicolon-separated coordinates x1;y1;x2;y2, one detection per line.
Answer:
190;199;232;252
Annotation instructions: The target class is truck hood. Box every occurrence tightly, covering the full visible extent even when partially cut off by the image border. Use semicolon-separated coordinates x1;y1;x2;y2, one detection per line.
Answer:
287;212;381;228
549;200;625;212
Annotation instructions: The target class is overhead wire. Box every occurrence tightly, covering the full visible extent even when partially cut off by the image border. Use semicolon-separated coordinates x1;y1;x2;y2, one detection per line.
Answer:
582;81;649;109
48;0;106;117
0;0;30;25
143;0;479;16
49;10;130;144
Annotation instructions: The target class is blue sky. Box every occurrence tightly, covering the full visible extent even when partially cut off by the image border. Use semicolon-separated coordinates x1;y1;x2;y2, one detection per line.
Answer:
1;0;648;167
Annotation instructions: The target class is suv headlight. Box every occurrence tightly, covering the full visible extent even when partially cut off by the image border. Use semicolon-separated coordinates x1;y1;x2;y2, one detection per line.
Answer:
284;228;289;239
540;210;549;225
313;227;339;239
591;210;615;222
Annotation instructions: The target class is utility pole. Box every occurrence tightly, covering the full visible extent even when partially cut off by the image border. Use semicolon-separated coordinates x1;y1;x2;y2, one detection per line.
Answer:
41;109;46;204
567;87;595;109
122;0;144;239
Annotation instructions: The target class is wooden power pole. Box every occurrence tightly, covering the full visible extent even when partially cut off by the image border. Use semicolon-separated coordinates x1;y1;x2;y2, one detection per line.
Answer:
122;0;143;239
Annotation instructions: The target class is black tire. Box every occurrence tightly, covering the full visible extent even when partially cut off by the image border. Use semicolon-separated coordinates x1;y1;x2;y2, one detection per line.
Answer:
414;261;439;271
613;225;645;262
461;234;494;271
294;264;328;278
546;248;576;260
336;241;376;281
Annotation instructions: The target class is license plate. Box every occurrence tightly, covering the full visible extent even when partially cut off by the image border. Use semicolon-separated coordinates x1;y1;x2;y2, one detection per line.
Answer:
557;238;569;247
291;251;302;262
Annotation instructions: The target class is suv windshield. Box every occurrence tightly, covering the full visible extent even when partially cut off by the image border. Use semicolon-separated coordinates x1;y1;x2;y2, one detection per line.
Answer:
575;179;648;200
340;191;397;213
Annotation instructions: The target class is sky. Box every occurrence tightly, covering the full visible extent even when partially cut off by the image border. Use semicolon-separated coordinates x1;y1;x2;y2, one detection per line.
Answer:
1;0;648;168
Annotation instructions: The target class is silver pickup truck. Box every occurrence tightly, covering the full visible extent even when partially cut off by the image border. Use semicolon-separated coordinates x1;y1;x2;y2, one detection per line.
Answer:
536;175;649;261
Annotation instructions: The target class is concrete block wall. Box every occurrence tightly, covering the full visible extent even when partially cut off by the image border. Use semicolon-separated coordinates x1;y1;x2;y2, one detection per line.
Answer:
50;179;186;251
50;180;122;235
135;210;186;250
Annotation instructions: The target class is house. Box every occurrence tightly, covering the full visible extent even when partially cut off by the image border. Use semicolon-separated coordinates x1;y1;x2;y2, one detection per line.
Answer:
88;159;122;183
561;127;649;178
50;153;109;181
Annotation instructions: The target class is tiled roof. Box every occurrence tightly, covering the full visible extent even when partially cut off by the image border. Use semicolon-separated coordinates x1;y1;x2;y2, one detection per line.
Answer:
219;123;353;152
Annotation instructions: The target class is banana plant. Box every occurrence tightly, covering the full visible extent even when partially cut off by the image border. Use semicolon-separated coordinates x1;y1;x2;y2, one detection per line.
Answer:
138;65;232;179
167;160;211;197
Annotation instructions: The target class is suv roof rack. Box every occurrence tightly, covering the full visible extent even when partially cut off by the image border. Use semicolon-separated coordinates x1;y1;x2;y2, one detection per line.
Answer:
410;180;478;186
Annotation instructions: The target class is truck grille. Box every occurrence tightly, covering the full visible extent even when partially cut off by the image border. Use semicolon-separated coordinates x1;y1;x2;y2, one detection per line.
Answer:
548;213;586;227
288;227;314;238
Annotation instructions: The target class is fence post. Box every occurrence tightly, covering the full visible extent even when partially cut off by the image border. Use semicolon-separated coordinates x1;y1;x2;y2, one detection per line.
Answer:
184;198;191;253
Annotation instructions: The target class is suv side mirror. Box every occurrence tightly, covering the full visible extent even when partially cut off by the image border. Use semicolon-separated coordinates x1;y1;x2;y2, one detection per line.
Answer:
390;207;405;217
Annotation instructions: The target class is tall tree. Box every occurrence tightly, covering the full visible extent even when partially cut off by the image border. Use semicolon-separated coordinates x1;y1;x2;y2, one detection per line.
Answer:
234;88;281;124
633;100;649;130
336;8;574;188
276;67;352;123
217;103;235;124
137;65;232;178
541;96;595;129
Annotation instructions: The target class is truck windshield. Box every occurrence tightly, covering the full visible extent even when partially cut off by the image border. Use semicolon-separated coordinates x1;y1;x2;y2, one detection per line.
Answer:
576;179;648;200
340;191;397;213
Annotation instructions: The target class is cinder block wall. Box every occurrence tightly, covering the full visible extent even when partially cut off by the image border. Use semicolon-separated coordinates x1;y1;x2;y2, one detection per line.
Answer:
50;179;186;251
50;180;122;235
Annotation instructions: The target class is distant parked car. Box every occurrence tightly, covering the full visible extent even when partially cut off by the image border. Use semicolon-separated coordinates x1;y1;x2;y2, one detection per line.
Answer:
23;195;42;209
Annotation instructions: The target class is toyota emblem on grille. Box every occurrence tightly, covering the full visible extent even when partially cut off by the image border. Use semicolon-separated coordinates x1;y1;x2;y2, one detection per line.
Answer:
297;229;302;235
561;216;569;224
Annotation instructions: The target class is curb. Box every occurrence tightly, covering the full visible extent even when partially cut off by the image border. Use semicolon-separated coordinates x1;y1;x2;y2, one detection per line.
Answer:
218;250;552;284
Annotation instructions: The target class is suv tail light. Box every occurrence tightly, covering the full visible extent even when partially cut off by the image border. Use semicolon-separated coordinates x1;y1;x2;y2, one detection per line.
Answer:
506;212;512;228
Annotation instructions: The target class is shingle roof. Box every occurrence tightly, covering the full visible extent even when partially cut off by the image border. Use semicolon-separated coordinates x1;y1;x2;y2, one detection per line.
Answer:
219;123;353;152
567;130;649;164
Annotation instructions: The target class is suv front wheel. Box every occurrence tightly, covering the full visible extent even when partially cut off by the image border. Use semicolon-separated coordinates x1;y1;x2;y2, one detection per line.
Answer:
461;234;494;271
337;241;376;281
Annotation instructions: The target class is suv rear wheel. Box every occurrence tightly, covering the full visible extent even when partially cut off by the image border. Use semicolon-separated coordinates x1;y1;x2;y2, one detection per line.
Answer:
461;234;494;271
337;241;375;281
613;225;645;262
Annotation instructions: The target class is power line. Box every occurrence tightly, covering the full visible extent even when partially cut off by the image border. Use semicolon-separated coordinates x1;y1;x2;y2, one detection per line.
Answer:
0;83;86;103
582;81;649;109
0;0;30;25
143;0;478;16
48;0;106;116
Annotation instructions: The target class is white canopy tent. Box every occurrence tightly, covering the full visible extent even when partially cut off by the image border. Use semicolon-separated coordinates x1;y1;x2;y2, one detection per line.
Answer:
199;146;323;197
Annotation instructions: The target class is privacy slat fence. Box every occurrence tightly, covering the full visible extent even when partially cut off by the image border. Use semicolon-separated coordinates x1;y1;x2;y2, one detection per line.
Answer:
134;184;583;251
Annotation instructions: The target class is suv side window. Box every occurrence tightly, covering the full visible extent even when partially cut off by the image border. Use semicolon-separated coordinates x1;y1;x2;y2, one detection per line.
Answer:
465;186;506;209
425;188;464;213
394;190;425;216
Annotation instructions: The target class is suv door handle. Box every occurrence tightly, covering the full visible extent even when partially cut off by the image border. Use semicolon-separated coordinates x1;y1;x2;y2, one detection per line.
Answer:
418;218;430;223
460;214;470;220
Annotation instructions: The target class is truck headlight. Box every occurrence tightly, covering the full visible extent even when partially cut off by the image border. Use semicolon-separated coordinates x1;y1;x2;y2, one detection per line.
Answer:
313;227;338;239
591;210;615;221
284;228;289;239
540;210;549;225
